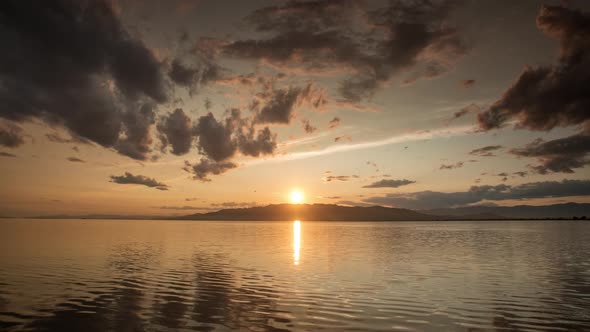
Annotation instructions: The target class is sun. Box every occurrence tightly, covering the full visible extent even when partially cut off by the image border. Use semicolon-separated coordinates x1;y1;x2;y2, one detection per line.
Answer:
290;190;304;204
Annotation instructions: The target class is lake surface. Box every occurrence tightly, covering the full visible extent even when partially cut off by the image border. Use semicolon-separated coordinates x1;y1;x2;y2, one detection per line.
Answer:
0;219;589;331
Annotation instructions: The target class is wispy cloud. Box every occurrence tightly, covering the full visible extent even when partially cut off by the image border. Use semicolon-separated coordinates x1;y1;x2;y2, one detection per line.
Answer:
245;125;476;166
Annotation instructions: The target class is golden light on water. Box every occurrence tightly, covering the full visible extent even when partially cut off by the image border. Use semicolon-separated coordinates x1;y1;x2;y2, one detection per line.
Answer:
290;190;304;204
293;220;301;265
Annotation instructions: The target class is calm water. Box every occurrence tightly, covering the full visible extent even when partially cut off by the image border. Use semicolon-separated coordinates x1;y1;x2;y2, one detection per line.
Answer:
0;219;589;331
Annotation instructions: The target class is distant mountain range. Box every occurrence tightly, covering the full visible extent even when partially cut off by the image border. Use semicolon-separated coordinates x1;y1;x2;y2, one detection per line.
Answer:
176;203;434;221
176;202;590;221
421;203;590;219
13;202;589;221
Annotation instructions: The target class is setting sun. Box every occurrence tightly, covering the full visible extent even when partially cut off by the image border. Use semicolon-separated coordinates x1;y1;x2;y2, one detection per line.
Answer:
290;190;304;204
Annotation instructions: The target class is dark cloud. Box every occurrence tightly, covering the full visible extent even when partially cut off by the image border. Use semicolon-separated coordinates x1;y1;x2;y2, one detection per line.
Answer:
224;0;467;101
469;145;503;157
183;109;278;180
193;109;278;162
114;104;156;160
459;79;475;88
364;179;590;209
328;117;341;129
237;126;277;158
0;121;25;148
168;59;199;87
301;119;317;134
0;152;16;158
157;108;193;155
183;158;237;182
66;157;85;163
253;84;324;124
194;113;237;162
0;0;167;157
363;179;416;188
110;172;169;190
168;59;223;92
513;171;528;178
510;133;590;174
439;161;464;170
323;175;359;182
478;5;590;132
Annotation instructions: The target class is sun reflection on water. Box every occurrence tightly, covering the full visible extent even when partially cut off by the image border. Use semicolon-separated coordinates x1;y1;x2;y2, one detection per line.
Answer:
293;220;301;265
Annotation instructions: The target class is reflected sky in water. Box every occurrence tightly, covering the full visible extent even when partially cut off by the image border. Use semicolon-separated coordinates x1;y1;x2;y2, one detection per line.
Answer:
0;219;590;331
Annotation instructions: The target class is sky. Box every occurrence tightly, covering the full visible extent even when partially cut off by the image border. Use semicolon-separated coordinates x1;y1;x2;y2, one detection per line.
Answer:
0;0;589;217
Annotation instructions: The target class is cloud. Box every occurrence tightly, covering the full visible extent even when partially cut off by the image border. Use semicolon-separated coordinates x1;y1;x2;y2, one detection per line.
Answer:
0;0;167;158
452;103;480;120
0;152;17;158
183;109;278;180
110;172;169;190
495;172;509;182
253;84;324;124
168;59;223;92
194;112;237;162
183;158;237;182
45;132;90;145
478;5;590;132
66;157;85;163
469;145;503;157
439;161;464;170
335;135;352;142
246;124;475;166
223;0;467;101
199;109;277;159
363;179;415;188
323;175;359;182
364;179;590;209
211;201;257;208
510;133;590;174
302;119;317;134
168;59;199;87
0;121;25;148
157;108;193;155
328;117;341;129
459;79;475;88
335;200;374;207
114;104;156;160
237;126;277;158
158;205;211;211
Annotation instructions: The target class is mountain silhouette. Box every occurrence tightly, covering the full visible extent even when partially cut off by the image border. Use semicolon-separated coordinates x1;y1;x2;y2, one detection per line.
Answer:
177;203;435;221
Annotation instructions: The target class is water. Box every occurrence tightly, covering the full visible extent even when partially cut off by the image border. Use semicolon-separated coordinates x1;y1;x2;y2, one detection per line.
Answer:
0;219;589;331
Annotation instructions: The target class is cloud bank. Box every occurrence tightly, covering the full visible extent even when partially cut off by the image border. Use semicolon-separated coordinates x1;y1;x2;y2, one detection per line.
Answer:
364;179;590;210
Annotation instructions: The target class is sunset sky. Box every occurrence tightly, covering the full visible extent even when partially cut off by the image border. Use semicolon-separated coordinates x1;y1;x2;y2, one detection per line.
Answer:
1;0;589;217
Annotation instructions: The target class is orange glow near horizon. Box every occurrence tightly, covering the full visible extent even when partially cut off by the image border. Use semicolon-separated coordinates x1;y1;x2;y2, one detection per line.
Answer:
293;220;301;265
